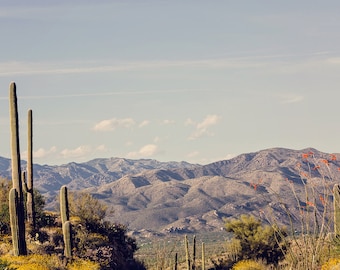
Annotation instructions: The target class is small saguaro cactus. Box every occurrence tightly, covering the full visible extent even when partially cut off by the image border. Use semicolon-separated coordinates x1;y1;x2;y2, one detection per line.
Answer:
334;184;340;236
201;242;205;270
185;235;190;270
9;82;27;255
60;185;72;258
174;252;178;270
192;235;196;270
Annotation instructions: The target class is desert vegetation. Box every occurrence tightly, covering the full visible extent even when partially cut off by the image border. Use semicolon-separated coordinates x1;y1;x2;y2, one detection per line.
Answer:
0;83;145;269
2;81;340;270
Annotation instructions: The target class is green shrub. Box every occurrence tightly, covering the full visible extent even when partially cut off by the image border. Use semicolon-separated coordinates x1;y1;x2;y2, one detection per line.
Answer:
69;192;146;270
225;214;287;265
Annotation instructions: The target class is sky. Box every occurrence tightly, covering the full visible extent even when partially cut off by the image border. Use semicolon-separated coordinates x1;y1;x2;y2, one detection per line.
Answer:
1;1;340;166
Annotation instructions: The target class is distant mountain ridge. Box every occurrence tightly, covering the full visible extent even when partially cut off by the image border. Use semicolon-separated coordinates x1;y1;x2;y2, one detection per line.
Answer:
1;147;339;235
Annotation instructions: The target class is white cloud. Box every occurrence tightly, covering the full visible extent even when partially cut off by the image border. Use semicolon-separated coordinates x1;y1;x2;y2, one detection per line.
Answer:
139;120;150;128
93;118;135;131
280;94;304;104
187;151;200;158
153;136;161;143
185;118;195;126
162;119;175;125
22;146;57;159
127;144;159;158
188;114;221;140
95;144;108;153
125;141;133;146
224;153;237;160
197;114;220;130
60;145;91;159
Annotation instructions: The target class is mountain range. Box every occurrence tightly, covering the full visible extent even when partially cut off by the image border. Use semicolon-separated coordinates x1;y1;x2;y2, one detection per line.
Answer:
1;147;339;236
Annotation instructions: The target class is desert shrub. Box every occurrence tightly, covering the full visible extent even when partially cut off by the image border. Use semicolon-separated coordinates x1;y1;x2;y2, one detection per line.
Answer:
33;195;57;229
0;254;101;270
68;192;108;231
232;259;267;270
69;192;146;270
0;258;15;270
0;178;11;235
67;259;100;270
225;238;242;262
1;254;66;270
322;258;340;270
225;214;287;266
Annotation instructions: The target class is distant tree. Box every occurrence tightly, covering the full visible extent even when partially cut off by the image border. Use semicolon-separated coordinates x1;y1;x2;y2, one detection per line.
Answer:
225;214;288;265
33;189;56;228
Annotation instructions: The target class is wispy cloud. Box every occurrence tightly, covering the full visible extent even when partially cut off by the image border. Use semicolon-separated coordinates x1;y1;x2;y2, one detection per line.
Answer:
162;119;175;125
127;144;159;158
139;120;150;128
0;88;209;101
58;144;108;160
187;151;200;158
188;114;221;140
280;94;304;104
93;118;136;131
60;145;92;159
22;146;57;160
0;53;308;78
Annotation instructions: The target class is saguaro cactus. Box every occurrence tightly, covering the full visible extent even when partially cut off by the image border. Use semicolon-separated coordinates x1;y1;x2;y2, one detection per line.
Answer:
26;109;35;229
185;235;190;270
192;235;196;270
9;82;27;255
174;252;178;270
60;185;72;258
334;184;340;236
201;242;205;270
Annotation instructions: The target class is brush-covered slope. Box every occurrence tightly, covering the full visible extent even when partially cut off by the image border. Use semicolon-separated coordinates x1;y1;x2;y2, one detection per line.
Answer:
1;147;339;234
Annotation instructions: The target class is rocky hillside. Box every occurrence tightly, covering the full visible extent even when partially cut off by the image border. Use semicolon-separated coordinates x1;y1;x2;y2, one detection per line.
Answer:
1;147;339;235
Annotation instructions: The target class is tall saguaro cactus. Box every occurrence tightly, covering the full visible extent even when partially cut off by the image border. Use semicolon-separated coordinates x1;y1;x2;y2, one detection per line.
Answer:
9;82;27;255
26;109;35;229
334;184;340;236
60;185;72;258
192;235;196;270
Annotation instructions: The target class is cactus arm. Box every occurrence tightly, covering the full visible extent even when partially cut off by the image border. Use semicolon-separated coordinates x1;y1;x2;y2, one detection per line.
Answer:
9;188;20;256
63;221;72;258
22;171;28;193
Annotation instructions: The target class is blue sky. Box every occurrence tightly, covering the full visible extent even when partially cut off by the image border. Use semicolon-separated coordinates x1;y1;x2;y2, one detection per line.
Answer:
1;1;340;165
